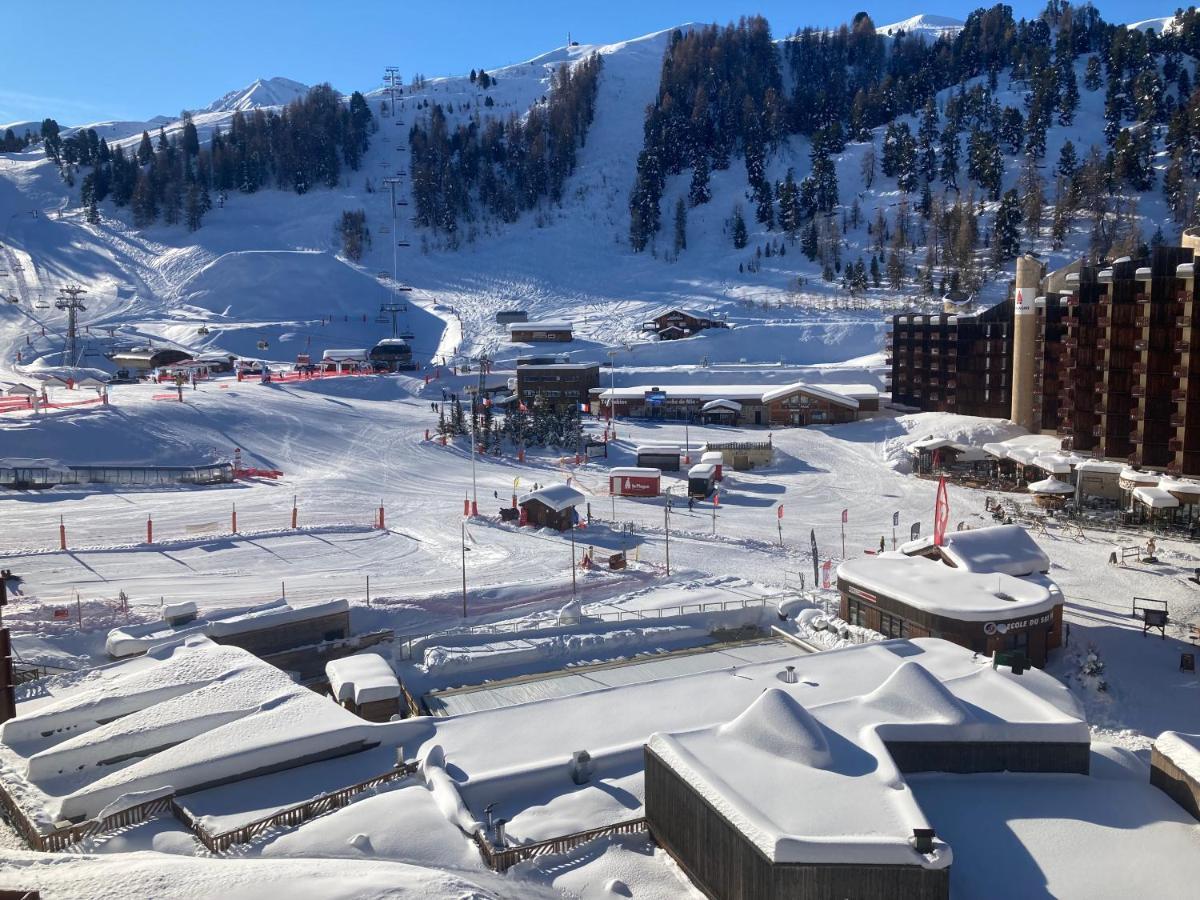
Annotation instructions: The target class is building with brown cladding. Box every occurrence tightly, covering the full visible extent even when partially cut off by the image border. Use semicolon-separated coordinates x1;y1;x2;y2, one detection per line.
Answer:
889;231;1200;477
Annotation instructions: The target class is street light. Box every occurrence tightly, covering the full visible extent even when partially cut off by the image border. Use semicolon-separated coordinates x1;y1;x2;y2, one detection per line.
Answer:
461;520;472;618
605;349;618;435
664;496;672;577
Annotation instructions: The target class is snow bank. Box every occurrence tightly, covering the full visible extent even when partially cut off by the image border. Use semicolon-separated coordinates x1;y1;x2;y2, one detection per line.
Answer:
419;745;481;834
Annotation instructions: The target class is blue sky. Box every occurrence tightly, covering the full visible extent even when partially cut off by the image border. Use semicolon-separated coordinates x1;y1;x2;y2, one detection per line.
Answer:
2;1;1157;126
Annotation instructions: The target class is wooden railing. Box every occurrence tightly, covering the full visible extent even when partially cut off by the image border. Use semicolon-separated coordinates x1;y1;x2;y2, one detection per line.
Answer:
173;762;418;853
474;817;648;872
0;763;417;854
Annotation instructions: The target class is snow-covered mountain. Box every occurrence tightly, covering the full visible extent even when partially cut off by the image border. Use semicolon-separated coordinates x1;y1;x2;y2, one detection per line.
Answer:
203;77;312;113
877;13;964;37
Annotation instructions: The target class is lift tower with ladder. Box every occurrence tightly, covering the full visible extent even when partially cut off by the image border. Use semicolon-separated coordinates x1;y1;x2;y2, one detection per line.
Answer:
55;285;87;367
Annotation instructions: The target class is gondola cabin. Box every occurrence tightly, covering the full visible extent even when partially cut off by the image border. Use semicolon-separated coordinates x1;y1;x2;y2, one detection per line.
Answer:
687;463;717;499
369;339;415;371
609;467;661;497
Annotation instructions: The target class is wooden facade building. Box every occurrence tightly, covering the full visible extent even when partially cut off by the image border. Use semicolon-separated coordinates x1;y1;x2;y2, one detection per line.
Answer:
515;363;599;413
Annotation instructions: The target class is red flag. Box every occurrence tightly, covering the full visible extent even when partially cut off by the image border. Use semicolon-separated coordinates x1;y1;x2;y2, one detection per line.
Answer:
714;491;720;507
777;504;784;520
841;508;848;524
518;401;528;413
934;476;949;546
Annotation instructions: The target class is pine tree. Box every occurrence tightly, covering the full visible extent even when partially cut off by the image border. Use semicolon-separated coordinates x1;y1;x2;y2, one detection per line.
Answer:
992;189;1022;261
1056;140;1078;179
938;127;959;189
673;197;687;254
136;131;153;166
1059;68;1080;125
1084;56;1102;92
688;152;711;206
870;254;881;287
754;180;774;228
731;205;748;249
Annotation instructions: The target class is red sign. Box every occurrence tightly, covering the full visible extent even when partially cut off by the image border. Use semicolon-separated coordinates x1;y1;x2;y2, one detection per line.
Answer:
52;607;70;621
934;476;949;546
821;560;832;589
777;504;784;520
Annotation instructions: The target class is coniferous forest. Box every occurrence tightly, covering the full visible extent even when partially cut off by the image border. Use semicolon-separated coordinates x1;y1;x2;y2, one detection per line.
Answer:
628;3;1200;290
42;85;373;232
409;53;602;241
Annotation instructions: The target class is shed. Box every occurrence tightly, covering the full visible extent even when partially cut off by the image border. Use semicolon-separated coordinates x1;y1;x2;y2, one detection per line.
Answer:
519;483;585;531
699;398;741;425
110;347;192;372
1074;460;1124;501
609;467;661;497
321;349;369;372
325;653;401;722
700;450;724;480
687;463;717;499
637;445;681;472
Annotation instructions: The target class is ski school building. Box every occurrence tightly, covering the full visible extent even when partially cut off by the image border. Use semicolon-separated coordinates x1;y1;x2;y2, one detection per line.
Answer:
594;382;879;426
836;525;1065;667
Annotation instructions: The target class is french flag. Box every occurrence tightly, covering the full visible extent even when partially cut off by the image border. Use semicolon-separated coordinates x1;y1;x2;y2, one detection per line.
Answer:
578;402;590;413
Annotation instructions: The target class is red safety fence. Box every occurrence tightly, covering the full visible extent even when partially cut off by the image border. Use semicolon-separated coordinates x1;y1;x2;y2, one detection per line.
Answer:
0;395;105;415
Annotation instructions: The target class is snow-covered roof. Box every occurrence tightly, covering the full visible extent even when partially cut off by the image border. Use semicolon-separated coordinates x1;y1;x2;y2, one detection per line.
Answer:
1156;731;1200;783
635;444;680;454
701;398;742;412
105;598;347;657
1;382;38;396
837;555;1059;622
1074;460;1125;474
321;349;368;361
981;434;1062;462
1027;477;1075;495
1159;477;1200;495
519;483;584;512
0;638;379;823
901;525;1050;578
599;382;870;409
688;463;716;478
1032;453;1075;475
1133;486;1179;509
608;467;660;478
1119;467;1159;486
1177;263;1195;278
507;320;572;332
700;451;724;463
647;644;1083;867
326;654;400;706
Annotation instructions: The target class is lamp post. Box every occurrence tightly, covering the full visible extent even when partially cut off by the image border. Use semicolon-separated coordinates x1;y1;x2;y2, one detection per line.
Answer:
605;349;618;435
664;496;672;577
461;520;471;618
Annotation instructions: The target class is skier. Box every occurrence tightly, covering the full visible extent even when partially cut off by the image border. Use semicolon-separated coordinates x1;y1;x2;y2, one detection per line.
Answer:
879;536;886;553
688;497;695;512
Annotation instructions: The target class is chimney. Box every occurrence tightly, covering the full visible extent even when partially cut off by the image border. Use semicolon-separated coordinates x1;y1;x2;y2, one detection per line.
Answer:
911;828;936;854
781;665;798;684
494;818;507;848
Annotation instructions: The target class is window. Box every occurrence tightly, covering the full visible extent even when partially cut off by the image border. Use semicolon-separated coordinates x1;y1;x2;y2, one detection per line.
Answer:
878;612;908;639
846;598;865;627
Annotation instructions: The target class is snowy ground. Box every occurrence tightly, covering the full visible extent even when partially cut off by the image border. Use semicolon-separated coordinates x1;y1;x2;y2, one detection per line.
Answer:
2;13;1199;898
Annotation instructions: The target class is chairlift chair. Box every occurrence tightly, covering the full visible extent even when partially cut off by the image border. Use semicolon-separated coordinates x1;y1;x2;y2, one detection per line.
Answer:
396;199;409;207
375;314;389;324
396;286;414;292
34;300;49;310
4;294;18;304
397;240;411;247
379;226;392;234
197;325;210;336
256;339;269;350
12;263;23;271
399;331;415;340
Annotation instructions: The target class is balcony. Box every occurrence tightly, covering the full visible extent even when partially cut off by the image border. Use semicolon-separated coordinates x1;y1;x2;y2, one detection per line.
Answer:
1093;425;1104;437
1067;296;1080;307
1063;336;1078;348
1172;414;1187;428
1132;361;1146;375
1170;439;1183;453
1134;340;1148;352
1096;337;1110;350
1097;315;1112;328
1130;432;1144;444
1131;384;1146;398
1179;316;1193;328
1178;341;1192;353
946;380;958;389
1173;389;1189;401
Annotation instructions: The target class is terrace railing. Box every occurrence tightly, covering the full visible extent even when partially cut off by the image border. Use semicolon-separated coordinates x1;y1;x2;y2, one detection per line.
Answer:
473;817;648;872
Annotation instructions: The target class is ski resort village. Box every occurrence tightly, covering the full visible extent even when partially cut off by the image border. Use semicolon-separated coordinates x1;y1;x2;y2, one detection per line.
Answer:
4;2;1200;897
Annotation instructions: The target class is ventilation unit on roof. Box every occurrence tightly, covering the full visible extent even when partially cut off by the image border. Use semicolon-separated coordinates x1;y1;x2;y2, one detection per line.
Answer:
781;665;798;684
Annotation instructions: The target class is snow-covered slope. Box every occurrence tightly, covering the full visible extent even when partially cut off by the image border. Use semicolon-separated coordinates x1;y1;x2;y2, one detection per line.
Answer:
877;13;964;37
204;77;312;113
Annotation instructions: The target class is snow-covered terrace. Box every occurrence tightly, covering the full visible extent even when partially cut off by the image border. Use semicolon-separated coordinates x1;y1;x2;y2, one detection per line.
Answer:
420;638;1087;842
0;637;392;825
900;524;1050;578
597;381;874;408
